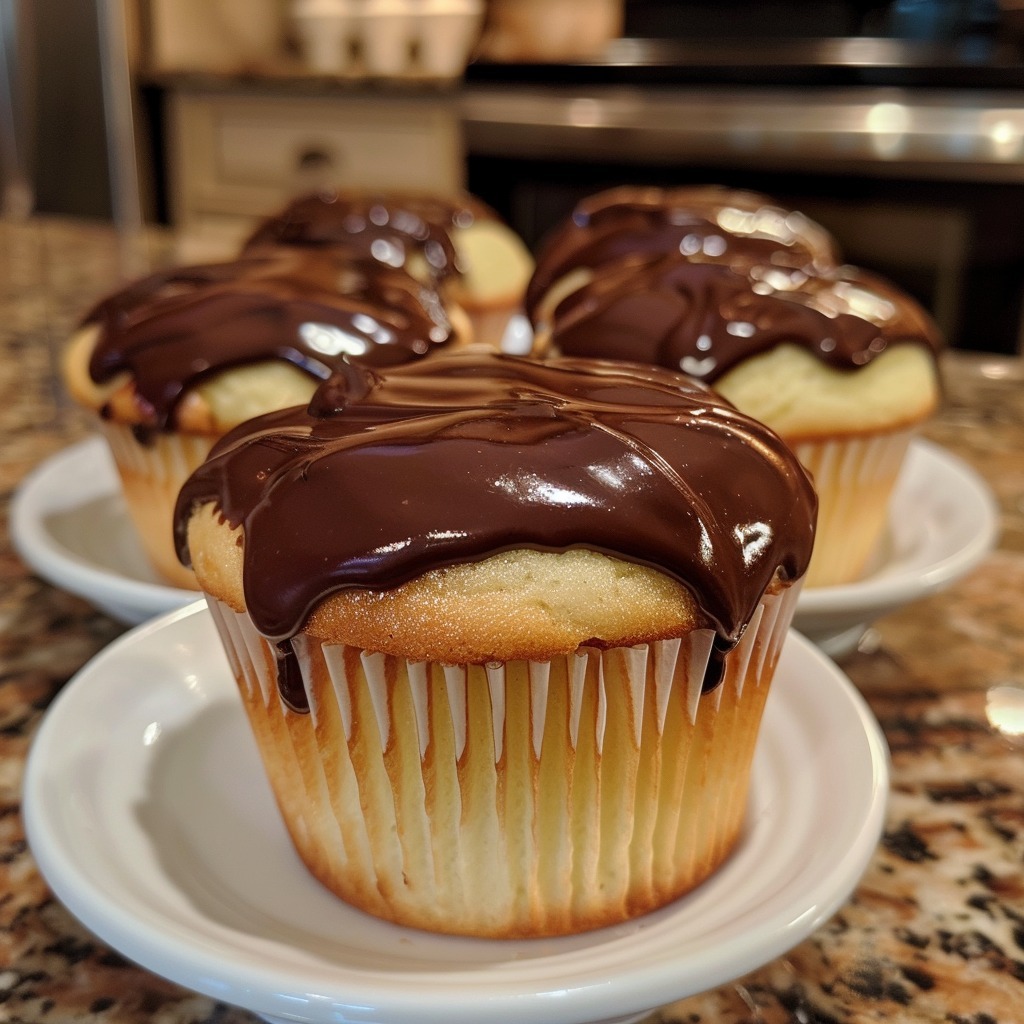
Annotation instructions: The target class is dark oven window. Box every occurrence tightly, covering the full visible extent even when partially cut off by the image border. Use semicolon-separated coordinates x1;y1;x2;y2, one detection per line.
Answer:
468;155;1024;354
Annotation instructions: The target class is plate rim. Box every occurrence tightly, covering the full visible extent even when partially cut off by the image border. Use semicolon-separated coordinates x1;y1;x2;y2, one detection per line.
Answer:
24;602;889;1024
9;434;195;621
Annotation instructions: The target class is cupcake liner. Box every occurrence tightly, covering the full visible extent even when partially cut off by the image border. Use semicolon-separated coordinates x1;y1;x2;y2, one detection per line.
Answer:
206;580;801;937
794;427;915;588
97;420;214;589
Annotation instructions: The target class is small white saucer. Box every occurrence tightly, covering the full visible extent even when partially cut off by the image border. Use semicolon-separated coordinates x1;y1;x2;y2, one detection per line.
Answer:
794;438;999;657
10;435;197;624
24;602;888;1024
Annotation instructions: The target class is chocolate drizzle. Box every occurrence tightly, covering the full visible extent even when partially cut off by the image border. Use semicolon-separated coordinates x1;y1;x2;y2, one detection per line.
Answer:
547;255;942;382
527;185;940;378
525;184;841;320
175;352;817;676
82;253;456;431
242;190;495;282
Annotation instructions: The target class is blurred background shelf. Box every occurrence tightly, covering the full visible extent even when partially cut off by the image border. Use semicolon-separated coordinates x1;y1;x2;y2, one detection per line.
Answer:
15;0;1024;352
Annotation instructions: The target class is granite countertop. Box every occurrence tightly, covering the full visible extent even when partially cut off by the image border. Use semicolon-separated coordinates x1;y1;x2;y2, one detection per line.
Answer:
1;216;1023;1023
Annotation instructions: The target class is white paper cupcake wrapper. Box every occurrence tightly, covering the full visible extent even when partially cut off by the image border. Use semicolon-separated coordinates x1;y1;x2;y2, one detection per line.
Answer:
794;428;914;587
97;420;215;588
98;419;215;485
206;580;801;937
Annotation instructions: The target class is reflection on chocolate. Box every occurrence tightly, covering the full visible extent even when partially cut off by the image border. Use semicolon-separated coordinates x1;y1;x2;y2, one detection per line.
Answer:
82;253;456;431
242;190;496;282
548;255;941;381
525;185;841;320
175;352;817;677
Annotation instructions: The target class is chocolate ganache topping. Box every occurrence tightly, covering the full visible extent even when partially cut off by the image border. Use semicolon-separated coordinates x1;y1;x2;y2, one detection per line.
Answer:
525;185;841;321
82;252;456;432
547;254;942;382
242;190;495;282
174;350;817;663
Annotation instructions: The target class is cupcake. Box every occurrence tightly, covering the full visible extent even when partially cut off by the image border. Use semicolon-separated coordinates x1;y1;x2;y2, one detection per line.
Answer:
173;349;817;937
62;250;466;589
525;184;842;341
535;250;942;588
243;189;535;348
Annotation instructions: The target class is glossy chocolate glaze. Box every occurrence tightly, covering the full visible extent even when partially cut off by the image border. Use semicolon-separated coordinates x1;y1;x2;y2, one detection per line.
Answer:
82;252;456;432
524;185;841;320
175;351;817;702
547;254;941;382
242;190;497;282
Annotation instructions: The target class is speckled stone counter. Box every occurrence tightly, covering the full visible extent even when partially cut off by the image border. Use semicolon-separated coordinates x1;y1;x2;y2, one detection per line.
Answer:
2;217;1023;1023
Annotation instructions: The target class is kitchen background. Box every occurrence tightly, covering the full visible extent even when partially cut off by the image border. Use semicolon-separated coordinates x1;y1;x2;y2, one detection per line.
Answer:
8;0;1024;354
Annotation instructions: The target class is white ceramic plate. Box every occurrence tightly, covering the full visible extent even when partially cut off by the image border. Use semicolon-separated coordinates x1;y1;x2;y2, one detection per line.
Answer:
9;435;197;623
24;602;888;1024
794;438;999;656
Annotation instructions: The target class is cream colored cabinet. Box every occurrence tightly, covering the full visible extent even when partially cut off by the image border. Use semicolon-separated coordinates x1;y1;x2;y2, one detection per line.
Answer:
165;88;465;256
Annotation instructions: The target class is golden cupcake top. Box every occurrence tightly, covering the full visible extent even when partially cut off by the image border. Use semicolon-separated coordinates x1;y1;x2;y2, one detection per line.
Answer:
543;254;942;383
175;349;817;666
73;251;459;433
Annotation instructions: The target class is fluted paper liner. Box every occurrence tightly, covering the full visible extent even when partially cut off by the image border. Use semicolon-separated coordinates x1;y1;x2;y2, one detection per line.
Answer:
795;427;913;588
97;420;213;589
207;582;801;938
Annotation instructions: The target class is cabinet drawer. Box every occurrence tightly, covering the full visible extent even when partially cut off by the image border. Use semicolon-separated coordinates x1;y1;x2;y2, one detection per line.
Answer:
167;91;465;231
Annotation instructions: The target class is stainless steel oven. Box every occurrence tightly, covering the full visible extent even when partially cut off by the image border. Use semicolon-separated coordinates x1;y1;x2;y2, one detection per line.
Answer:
463;20;1024;354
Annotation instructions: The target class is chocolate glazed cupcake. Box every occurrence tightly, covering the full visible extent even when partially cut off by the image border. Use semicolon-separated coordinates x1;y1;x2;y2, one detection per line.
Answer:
174;350;817;938
539;252;942;588
525;185;941;588
243;189;534;348
62;251;466;589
